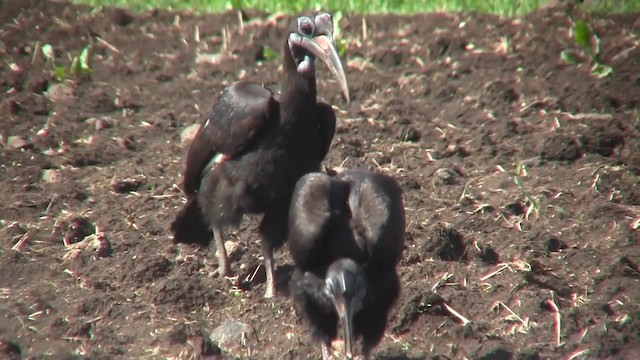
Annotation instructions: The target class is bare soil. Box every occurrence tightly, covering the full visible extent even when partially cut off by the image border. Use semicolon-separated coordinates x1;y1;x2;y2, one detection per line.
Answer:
1;1;639;359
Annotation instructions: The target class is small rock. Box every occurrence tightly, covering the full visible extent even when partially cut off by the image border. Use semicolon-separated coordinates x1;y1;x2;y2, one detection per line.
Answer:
181;123;201;145
432;168;460;186
111;175;145;193
45;83;76;102
6;136;33;150
42;169;62;184
215;241;240;259
210;319;252;348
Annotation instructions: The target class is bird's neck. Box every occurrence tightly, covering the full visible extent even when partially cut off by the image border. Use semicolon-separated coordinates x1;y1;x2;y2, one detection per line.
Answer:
280;44;317;124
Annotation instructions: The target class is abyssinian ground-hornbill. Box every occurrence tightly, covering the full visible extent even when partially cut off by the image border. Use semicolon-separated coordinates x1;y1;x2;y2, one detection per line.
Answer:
171;13;349;298
288;169;405;359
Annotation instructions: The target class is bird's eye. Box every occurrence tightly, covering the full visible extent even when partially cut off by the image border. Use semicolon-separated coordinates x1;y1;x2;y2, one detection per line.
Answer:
298;17;314;36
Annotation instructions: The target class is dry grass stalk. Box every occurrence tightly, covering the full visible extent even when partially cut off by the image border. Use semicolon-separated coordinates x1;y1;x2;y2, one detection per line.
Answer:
12;230;31;252
546;292;562;347
566;348;590;360
442;303;471;326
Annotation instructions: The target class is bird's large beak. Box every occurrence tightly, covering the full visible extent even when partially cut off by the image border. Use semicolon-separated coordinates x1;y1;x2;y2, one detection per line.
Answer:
334;297;356;359
294;34;350;102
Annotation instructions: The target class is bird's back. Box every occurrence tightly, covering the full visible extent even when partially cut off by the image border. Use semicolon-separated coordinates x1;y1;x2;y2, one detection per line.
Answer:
336;170;405;269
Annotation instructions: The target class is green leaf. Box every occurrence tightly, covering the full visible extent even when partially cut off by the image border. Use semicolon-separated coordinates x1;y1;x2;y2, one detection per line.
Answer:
574;20;592;48
591;63;613;78
333;11;343;40
229;0;242;9
54;66;66;81
79;46;91;73
262;45;277;61
336;38;347;58
560;50;580;65
69;56;80;76
592;33;601;58
42;44;55;61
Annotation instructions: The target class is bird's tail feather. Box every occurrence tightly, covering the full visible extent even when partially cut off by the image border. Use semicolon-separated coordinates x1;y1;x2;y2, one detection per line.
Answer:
170;197;213;246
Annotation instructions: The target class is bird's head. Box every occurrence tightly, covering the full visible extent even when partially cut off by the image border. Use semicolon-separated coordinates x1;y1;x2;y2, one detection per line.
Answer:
324;258;366;359
288;13;350;102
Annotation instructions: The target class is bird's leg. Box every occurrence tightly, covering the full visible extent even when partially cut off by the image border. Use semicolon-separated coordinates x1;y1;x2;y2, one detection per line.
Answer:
213;227;232;277
361;347;371;360
262;241;276;298
321;342;333;360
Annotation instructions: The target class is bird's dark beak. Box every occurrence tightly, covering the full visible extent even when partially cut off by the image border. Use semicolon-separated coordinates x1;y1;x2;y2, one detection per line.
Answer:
291;33;350;102
334;296;355;359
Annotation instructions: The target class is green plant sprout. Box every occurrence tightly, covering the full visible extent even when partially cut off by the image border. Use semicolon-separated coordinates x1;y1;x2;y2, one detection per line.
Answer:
42;44;92;81
513;160;538;221
561;19;613;78
261;45;278;61
332;11;348;58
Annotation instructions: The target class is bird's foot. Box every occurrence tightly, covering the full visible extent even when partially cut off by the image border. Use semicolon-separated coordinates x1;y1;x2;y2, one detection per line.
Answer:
263;282;276;299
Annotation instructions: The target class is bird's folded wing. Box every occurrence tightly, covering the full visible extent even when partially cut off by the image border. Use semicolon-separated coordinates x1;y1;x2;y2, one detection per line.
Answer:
182;81;279;195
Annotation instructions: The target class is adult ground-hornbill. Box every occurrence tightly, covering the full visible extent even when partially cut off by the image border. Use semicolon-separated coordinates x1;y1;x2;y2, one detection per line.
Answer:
171;13;349;298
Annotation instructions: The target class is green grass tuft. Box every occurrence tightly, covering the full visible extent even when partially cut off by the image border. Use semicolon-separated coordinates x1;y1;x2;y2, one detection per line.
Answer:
72;0;640;15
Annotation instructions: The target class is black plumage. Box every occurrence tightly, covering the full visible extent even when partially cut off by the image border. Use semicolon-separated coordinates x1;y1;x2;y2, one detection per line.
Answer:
288;170;405;359
171;13;349;298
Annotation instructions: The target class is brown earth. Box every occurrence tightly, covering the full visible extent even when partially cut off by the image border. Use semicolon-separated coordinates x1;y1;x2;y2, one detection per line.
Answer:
1;0;639;359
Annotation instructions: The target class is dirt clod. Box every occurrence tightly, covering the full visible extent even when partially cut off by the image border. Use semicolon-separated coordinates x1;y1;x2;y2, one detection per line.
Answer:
6;136;32;150
544;237;565;253
59;216;96;246
422;223;467;261
45;83;76;102
110;175;145;193
210;319;252;348
540;133;582;162
0;340;21;360
432;168;461;186
476;245;500;265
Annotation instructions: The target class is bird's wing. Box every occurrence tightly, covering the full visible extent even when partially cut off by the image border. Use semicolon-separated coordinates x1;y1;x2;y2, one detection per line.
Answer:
287;172;333;271
182;81;279;196
339;171;406;268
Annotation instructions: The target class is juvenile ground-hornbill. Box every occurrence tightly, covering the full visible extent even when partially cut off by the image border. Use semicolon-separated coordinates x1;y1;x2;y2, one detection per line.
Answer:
171;13;349;298
287;169;405;359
